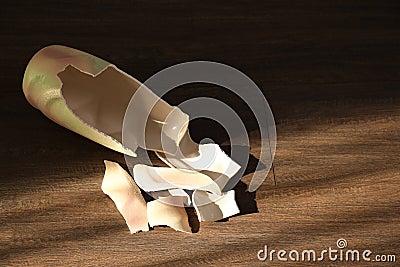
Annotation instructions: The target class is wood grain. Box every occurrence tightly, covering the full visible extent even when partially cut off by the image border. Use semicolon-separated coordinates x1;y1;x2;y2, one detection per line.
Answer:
1;1;399;266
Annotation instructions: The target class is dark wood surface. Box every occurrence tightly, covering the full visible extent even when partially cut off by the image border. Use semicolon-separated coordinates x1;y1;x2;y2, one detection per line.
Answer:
1;1;399;266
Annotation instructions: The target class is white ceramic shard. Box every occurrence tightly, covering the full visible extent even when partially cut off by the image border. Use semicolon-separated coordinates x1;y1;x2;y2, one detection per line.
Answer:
147;198;192;233
101;160;149;233
192;190;240;222
133;164;222;195
157;143;241;179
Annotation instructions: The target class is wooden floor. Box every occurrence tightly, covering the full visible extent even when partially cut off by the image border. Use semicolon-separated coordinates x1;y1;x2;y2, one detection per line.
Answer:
1;1;399;266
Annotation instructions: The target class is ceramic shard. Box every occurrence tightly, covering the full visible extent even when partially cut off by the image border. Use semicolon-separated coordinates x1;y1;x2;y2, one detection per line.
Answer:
101;160;149;233
22;45;197;157
192;190;240;222
147;198;192;233
157;143;241;179
133;164;222;195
